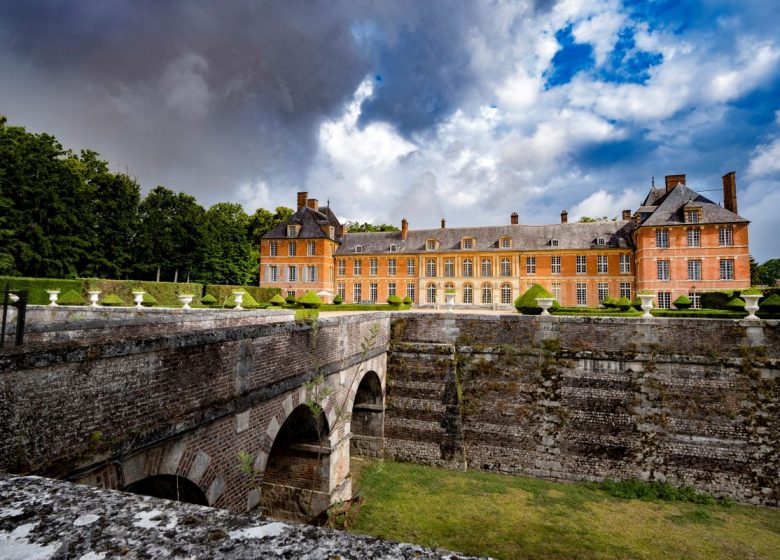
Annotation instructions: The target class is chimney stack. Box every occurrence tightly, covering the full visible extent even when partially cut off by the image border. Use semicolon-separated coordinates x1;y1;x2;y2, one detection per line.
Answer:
510;212;519;225
622;209;631;220
722;171;737;214
664;174;686;193
401;218;408;241
297;191;308;209
306;198;319;211
441;218;446;229
561;210;568;224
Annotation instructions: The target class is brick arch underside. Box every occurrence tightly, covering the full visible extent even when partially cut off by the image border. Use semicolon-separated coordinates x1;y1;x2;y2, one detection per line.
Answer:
349;368;386;458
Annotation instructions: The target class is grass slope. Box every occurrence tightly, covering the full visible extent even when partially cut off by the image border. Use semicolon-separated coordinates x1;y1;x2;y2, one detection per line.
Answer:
349;460;780;560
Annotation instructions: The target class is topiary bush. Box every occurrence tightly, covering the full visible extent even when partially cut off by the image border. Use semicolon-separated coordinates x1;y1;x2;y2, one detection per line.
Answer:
759;293;780;312
402;296;412;305
100;294;125;307
285;293;296;305
673;295;692;310
631;297;642;311
200;293;218;306
225;291;259;309
269;294;286;306
57;289;85;305
514;284;558;315
0;276;85;305
602;297;617;309
297;290;323;309
141;292;157;307
616;296;632;311
387;295;403;306
700;291;736;310
725;297;745;311
333;293;343;305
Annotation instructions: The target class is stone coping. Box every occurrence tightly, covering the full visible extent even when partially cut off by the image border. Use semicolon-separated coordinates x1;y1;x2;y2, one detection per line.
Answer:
0;474;483;559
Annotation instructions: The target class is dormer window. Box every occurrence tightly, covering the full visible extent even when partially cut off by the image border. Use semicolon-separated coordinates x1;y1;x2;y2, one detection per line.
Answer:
686;209;700;223
426;239;438;251
500;237;511;249
328;226;335;240
354;245;363;253
389;244;398;252
596;237;606;246
461;238;474;250
551;239;559;247
287;224;299;237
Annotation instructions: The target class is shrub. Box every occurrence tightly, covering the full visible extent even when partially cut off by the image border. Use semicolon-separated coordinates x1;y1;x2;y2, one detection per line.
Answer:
514;284;558;315
100;294;125;307
0;276;85;305
700;291;736;310
333;293;344;305
57;289;85;305
615;296;632;311
725;297;745;311
141;292;157;307
297;290;323;309
402;296;412;305
200;293;218;306
631;297;642;311
269;294;286;306
672;295;692;310
601;297;617;308
759;293;780;312
285;293;297;304
387;295;403;306
225;291;259;309
294;308;319;322
85;279;203;307
203;284;280;304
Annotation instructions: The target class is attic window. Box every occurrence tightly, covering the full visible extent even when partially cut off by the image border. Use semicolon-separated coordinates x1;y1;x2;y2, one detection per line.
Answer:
551;239;559;247
426;239;437;251
461;238;473;250
686;209;700;223
389;244;398;252
596;237;606;246
355;245;363;253
287;225;298;237
500;237;511;249
328;226;335;240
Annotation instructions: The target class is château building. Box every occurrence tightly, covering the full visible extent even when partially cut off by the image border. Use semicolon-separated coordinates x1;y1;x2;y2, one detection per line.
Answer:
259;173;750;308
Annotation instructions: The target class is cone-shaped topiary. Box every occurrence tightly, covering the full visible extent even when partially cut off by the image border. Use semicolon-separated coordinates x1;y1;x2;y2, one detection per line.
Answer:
100;294;125;307
387;295;403;306
673;294;692;309
141;292;157;307
269;294;286;306
201;293;218;306
759;293;780;312
616;296;632;311
602;297;618;308
726;297;746;311
226;291;259;309
297;290;323;309
514;284;558;315
333;293;343;305
285;293;296;304
58;289;85;305
402;296;412;305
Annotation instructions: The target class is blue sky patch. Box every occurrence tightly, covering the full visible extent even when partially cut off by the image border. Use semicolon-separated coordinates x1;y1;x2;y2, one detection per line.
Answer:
544;25;594;88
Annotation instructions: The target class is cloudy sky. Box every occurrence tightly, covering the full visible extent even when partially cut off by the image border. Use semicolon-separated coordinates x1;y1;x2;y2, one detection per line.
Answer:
1;0;779;261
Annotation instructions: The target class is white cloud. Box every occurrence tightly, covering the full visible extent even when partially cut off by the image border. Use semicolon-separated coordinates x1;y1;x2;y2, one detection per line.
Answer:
570;188;641;221
160;53;212;118
747;137;780;178
572;10;625;66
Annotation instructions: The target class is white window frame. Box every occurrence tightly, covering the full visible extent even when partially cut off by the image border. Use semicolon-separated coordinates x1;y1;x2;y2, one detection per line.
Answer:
598;282;609;303
500;258;511;276
719;227;733;246
462;238;473;250
426;259;437;277
688;260;701;281
337;259;345;276
619;254;630;273
406;283;415;301
388;282;396;297
576;255;587;274
444;258;454;277
526;256;536;275
620;282;631;300
268;265;278;282
551;256;561;274
500;283;511;304
288;265;297;282
288;241;297;256
463;283;473;304
337;283;345;300
552;282;562;303
388;258;397;276
656;230;669;248
307;240;316;256
369;258;378;276
426;283;437;303
354;259;362;275
597;255;608;274
687;229;700;247
369;282;378;302
407;258;415;275
658;291;672;309
657;260;670;281
576;282;587;306
354;245;363;254
353;283;362;303
269;241;278;256
720;259;734;280
462;258;473;277
481;258;492;277
481;284;492;304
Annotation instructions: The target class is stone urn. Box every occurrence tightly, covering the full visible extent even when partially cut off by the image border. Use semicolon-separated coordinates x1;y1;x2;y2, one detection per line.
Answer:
444;292;455;313
131;291;145;309
9;293;19;304
178;294;194;309
46;290;60;306
232;291;245;310
639;293;655;318
87;290;101;308
743;294;761;320
536;297;555;316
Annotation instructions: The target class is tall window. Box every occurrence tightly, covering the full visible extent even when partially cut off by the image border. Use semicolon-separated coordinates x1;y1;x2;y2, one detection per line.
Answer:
388;258;397;276
337;259;345;276
687;229;700;247
426;283;437;303
481;258;492;277
597;255;608;274
552;282;562;303
657;260;670;281
481;284;492;304
576;282;587;306
388;282;396;297
657;292;671;309
462;258;473;277
463;283;473;304
619;254;630;273
288;265;297;282
307;240;316;256
500;258;511;276
269;241;278;256
719;227;733;246
407;258;415;275
354;259;362;275
304;265;316;282
427;240;437;251
500;283;512;304
268;265;278;282
688;260;702;280
353;283;362;303
444;258;454;277
526;256;536;275
576;255;587;274
689;292;701;309
369;258;378;276
686;210;700;223
620;282;631;300
369;283;378;302
337;283;345;300
406;283;415;301
656;230;669;248
598;282;609;303
288;241;297;256
551;256;561;274
720;259;734;280
426;259;437;277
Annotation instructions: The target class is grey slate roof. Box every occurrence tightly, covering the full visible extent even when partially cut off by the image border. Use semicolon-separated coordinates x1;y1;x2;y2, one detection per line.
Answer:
335;221;635;255
261;205;342;240
638;184;748;227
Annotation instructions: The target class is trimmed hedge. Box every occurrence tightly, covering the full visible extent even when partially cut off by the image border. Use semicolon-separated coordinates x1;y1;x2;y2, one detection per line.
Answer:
100;294;125;307
616;297;632;311
141;292;157;307
320;304;411;312
650;308;746;318
0;276;85;305
224;290;259;309
673;295;692;310
203;284;280;304
760;294;780;312
387;295;403;306
85;279;202;307
726;297;746;311
269;294;286;306
402;296;412;305
333;294;344;305
200;293;218;306
57;289;85;305
700;291;738;310
285;293;296;304
297;290;323;309
553;307;641;317
514;284;559;315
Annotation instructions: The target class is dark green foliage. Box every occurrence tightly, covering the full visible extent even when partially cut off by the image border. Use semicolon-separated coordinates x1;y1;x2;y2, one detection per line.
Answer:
756;258;780;286
247;206;294;244
285;293;297;304
596;479;729;505
514;284;558;314
320;304;411;311
343;221;400;232
726;297;746;310
203;284;279;304
0;276;85;305
269;294;286;306
402;296;412;305
602;297;617;308
650;309;745;318
85;279;202;307
57;289;85;305
631;297;642;310
297;290;323;309
100;294;125;306
141;292;157;307
387;295;403;306
294;308;319;322
759;293;780;312
616;296;632;311
333;293;344;305
700;291;737;310
673;295;692;309
200;293;218;306
199;202;256;285
553;307;641;317
225;290;259;309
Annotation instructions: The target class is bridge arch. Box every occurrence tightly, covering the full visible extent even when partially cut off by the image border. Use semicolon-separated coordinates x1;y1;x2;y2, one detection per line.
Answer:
124;474;207;505
350;370;385;457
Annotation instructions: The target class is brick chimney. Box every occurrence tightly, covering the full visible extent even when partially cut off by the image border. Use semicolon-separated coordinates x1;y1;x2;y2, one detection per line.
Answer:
441;218;446;229
401;218;408;241
306;198;319;211
560;210;568;224
510;212;519;225
297;191;308;209
722;171;737;214
622;209;631;220
664;174;685;193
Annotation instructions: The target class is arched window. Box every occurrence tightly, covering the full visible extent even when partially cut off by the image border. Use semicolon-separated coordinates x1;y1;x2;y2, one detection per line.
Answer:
481;283;493;304
481;258;492;277
462;258;473;277
463;283;473;304
500;258;511;276
426;283;437;303
444;282;455;291
501;283;512;304
426;259;437;277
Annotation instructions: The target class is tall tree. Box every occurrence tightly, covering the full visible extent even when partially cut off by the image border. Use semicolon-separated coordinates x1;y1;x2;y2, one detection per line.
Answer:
200;202;256;285
757;258;780;286
343;221;399;232
248;206;294;244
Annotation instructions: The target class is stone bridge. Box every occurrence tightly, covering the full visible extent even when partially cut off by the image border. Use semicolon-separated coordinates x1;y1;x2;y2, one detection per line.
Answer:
0;308;390;521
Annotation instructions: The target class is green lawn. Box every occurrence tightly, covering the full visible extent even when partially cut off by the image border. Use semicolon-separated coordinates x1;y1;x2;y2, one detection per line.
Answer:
349;460;780;560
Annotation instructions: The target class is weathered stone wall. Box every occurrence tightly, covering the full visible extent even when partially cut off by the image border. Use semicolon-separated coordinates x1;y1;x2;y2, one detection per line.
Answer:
386;313;780;506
